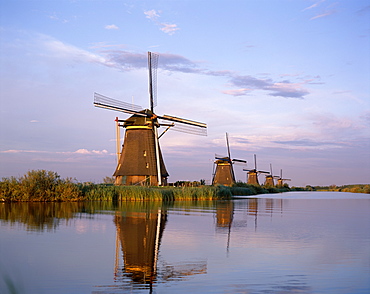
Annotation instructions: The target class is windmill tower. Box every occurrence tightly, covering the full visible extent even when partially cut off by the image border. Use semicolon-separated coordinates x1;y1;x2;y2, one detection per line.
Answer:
212;133;247;186
264;164;279;187
276;169;291;187
243;154;269;185
94;52;207;186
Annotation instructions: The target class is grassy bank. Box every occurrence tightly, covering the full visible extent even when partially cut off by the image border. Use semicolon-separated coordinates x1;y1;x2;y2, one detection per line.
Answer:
0;170;338;202
0;170;240;202
313;184;370;194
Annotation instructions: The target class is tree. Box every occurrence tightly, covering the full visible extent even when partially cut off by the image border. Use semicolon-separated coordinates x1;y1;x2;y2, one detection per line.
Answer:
102;176;115;184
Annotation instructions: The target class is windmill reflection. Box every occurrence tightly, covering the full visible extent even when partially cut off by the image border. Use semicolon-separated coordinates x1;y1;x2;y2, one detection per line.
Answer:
216;201;234;253
113;206;206;290
216;200;234;228
114;208;166;285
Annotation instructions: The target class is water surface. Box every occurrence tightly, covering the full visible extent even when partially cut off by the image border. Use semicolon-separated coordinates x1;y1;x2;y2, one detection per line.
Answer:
1;192;369;293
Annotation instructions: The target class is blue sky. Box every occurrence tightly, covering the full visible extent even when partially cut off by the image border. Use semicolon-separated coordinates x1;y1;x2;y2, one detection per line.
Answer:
0;0;369;186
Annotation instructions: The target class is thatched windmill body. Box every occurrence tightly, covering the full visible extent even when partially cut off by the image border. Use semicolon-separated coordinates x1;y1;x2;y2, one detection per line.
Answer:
94;52;207;186
243;154;269;185
212;133;246;186
264;164;279;187
276;169;291;187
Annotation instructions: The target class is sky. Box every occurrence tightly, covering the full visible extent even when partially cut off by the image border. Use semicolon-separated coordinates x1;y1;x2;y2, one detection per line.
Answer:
0;0;369;187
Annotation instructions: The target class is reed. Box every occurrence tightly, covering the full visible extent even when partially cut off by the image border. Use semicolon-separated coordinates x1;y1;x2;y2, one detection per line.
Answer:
0;171;232;202
1;169;325;202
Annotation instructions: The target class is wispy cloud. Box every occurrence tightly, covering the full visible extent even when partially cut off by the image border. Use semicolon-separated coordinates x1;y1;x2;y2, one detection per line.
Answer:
41;35;117;68
310;10;335;20
144;9;180;35
160;23;180;35
103;50;200;72
304;112;369;145
1;149;110;155
360;111;370;123
222;88;252;96
105;24;119;30
144;9;160;20
268;81;309;98
226;75;310;98
104;50;311;98
272;139;346;148
302;0;337;20
48;13;69;23
37;35;312;99
357;5;370;15
74;149;109;155
302;0;326;11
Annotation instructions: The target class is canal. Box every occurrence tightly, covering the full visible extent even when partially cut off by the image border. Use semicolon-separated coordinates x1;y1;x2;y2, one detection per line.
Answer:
1;191;369;293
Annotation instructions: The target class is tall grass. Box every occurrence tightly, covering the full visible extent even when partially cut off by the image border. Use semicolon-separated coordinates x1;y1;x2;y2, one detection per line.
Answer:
2;169;343;202
84;185;223;201
0;170;232;202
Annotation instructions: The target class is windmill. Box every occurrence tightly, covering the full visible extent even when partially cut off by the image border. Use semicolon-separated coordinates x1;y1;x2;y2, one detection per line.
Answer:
212;133;247;186
243;154;269;185
264;164;280;187
276;169;291;187
94;52;207;186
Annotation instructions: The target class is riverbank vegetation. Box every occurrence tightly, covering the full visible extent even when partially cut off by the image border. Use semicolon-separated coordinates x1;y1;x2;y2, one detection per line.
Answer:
313;184;370;194
1;170;368;202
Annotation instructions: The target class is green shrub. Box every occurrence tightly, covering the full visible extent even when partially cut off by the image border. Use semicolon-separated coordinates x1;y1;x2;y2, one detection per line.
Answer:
0;170;82;202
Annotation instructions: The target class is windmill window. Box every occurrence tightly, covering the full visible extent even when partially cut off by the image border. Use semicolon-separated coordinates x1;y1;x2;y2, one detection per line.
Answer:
143;150;147;157
146;163;149;169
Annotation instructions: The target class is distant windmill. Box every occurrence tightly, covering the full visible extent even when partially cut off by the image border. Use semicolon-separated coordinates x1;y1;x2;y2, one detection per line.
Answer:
276;169;291;187
264;164;279;187
212;133;247;186
94;52;207;186
243;154;269;185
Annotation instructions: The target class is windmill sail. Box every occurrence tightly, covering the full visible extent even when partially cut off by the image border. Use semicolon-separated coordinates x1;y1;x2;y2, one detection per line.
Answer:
162;122;207;136
158;114;207;136
148;52;158;111
160;114;206;128
226;133;235;183
94;92;145;116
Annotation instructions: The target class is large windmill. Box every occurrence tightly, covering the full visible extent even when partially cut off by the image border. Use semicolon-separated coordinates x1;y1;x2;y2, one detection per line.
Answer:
276;169;291;187
243;154;269;185
264;164;279;187
212;133;247;186
94;52;207;186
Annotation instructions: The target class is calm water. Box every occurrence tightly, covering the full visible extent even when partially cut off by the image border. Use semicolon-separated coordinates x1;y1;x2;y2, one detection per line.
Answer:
1;192;369;294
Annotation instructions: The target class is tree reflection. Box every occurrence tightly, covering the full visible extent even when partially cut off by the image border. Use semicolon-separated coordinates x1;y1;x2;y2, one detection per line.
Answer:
0;202;84;231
